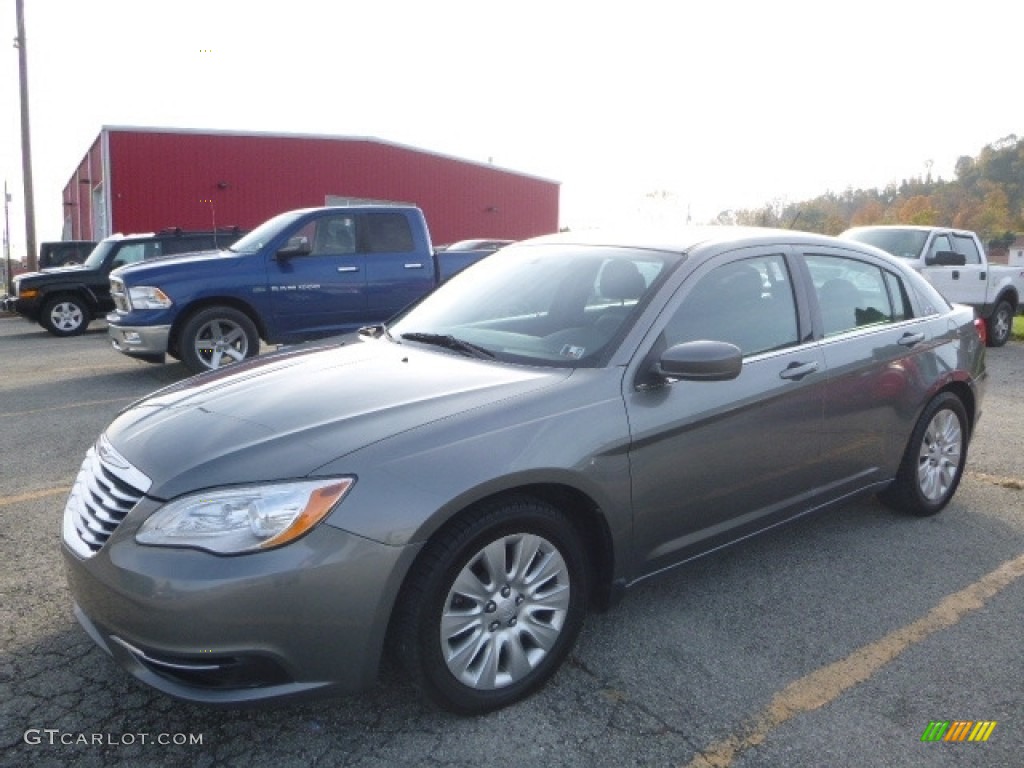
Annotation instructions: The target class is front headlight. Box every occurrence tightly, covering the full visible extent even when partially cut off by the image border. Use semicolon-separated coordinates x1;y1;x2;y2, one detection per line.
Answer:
136;478;354;554
127;286;174;309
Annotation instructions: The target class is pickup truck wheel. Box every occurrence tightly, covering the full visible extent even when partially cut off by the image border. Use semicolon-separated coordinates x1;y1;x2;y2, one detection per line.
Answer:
179;307;259;373
392;497;588;714
878;392;968;517
986;300;1013;347
40;295;89;337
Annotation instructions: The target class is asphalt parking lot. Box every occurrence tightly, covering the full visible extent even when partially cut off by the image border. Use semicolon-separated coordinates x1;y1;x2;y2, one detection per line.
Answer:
1;315;1021;768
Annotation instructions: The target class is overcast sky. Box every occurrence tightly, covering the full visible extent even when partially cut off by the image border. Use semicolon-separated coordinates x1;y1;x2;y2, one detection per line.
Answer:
1;0;1020;258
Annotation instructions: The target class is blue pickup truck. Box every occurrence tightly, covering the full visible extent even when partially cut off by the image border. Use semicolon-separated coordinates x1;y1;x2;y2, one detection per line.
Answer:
107;205;498;373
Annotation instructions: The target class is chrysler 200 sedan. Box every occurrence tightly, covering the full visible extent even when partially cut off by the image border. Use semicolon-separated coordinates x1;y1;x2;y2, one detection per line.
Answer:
62;228;986;714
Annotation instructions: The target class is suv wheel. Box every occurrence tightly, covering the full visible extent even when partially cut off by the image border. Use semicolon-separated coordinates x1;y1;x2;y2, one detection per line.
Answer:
41;295;89;337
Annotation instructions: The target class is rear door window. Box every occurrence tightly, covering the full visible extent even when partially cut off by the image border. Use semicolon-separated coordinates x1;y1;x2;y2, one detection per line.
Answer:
804;254;905;336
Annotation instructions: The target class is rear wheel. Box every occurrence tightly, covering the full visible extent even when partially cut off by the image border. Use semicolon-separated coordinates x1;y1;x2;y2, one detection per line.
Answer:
879;392;968;516
179;306;259;373
40;294;89;336
985;299;1013;347
392;497;588;714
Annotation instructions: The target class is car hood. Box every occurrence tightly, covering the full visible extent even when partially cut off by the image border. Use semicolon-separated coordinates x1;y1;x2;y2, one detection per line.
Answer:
15;264;96;282
111;249;228;279
105;340;569;499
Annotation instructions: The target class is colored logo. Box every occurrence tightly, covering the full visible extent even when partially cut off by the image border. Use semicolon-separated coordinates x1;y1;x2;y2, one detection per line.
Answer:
921;721;997;742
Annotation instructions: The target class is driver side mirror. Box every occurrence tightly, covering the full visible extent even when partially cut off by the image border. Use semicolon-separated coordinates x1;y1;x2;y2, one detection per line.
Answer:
926;250;966;267
276;236;312;260
655;340;743;382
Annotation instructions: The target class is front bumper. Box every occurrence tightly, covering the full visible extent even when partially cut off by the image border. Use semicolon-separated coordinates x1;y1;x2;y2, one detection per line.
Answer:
62;496;420;705
2;294;37;320
107;314;171;360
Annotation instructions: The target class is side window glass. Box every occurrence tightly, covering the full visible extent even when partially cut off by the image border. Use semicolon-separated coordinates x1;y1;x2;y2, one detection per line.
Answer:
162;238;207;256
883;271;912;321
928;235;952;262
111;243;147;268
363;213;414;253
312;215;356;255
805;254;895;336
951;234;982;265
665;254;799;357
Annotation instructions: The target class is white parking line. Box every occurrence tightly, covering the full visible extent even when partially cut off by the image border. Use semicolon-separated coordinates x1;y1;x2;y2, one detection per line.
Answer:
683;552;1024;768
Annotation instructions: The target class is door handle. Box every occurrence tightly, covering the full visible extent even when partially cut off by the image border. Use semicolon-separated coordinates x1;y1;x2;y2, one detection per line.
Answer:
779;361;819;380
951;270;960;280
337;266;360;273
898;332;925;347
404;263;424;269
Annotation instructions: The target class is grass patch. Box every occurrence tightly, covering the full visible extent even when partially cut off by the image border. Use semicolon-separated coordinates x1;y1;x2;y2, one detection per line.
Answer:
1014;315;1024;341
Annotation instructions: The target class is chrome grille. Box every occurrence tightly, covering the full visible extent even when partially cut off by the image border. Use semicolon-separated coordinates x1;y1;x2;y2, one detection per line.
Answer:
63;436;152;558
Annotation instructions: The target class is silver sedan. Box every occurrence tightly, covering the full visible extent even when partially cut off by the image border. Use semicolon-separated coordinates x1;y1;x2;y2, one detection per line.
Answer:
62;228;986;713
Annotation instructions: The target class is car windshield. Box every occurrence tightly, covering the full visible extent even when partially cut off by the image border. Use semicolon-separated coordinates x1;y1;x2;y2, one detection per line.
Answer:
845;228;928;260
228;210;307;254
82;240;117;269
389;244;672;367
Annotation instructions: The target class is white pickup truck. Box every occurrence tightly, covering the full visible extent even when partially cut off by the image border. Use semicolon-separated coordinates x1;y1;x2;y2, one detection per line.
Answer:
840;225;1023;347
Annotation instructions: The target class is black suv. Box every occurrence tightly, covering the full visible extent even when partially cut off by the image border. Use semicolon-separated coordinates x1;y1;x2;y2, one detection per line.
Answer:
4;228;245;336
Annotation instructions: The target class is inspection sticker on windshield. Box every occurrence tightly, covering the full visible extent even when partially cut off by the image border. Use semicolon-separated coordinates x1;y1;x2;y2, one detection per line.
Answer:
560;344;585;359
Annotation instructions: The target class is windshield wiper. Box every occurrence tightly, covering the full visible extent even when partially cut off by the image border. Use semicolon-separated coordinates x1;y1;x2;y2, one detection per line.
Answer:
400;332;495;359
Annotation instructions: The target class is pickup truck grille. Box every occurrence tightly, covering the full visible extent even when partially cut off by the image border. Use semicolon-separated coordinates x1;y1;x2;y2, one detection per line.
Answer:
110;276;130;312
62;436;152;559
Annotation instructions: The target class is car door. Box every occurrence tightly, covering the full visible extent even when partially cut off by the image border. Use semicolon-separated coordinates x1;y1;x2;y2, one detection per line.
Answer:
920;230;988;306
362;211;434;320
267;212;368;337
624;247;827;577
797;247;937;489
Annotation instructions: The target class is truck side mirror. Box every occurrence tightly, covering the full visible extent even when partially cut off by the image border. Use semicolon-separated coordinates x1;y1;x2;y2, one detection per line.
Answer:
276;237;312;260
926;250;966;267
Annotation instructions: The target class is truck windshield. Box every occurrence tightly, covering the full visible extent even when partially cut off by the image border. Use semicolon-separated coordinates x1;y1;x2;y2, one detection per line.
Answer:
845;228;928;260
83;241;117;269
228;210;307;254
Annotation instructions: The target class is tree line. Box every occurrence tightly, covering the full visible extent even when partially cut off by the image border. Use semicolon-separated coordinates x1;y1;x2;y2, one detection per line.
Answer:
730;134;1024;249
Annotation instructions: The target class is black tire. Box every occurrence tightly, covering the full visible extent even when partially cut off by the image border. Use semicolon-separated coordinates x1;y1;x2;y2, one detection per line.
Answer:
40;294;90;337
879;392;968;516
391;496;589;714
985;299;1014;348
178;306;259;374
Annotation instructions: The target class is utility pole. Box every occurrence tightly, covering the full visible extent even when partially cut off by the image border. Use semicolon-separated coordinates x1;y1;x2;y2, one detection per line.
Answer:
4;181;11;293
15;0;38;270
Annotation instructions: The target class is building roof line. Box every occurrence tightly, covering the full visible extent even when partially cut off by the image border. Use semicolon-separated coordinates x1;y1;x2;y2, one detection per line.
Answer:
98;124;561;185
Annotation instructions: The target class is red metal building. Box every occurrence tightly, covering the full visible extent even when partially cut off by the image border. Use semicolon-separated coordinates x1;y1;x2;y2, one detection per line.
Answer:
61;126;560;246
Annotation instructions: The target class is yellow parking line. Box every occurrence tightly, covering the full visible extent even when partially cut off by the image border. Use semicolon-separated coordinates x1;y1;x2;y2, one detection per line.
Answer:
684;552;1024;768
0;486;72;507
967;470;1024;491
4;396;134;417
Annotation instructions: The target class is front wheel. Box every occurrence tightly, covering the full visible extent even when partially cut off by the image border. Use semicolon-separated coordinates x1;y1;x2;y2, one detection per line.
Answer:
40;294;89;336
392;497;589;714
985;299;1014;347
178;306;259;373
879;392;968;516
